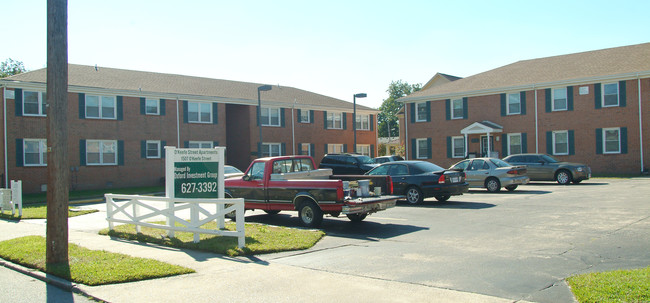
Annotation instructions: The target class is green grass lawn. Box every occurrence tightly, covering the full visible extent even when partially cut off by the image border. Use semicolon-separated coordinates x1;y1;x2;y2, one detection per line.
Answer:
567;266;650;302
100;221;325;257
0;204;97;220
0;235;194;286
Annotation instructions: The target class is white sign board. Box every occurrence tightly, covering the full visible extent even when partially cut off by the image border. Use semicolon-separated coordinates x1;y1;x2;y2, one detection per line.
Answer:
165;146;225;199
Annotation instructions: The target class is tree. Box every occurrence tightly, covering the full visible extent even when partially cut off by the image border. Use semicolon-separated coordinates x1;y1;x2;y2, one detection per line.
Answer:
377;80;422;138
0;58;27;78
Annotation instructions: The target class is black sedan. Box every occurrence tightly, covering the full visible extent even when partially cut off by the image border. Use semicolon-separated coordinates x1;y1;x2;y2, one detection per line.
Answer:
365;161;469;204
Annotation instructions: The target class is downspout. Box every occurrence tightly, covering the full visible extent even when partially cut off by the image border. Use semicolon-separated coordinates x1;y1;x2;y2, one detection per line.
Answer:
534;85;539;153
292;98;296;155
404;103;409;160
2;85;7;188
638;74;644;172
176;97;180;147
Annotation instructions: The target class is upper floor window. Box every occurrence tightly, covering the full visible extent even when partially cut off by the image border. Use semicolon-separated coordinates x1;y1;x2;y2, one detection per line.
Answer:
24;139;47;166
507;93;521;115
603;128;621;154
415;102;428;122
86;95;116;119
355;114;370;130
552;88;567;111
86;140;117;165
188;102;212;123
451;98;464;119
552;131;569;155
262;107;281;126
602;83;619;107
145;98;160;115
23;91;47;116
326;112;343;129
300;109;310;123
356;144;370;156
188;141;213;149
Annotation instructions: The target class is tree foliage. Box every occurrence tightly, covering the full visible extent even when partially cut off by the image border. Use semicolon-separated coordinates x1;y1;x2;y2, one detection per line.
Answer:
377;80;422;138
0;58;27;78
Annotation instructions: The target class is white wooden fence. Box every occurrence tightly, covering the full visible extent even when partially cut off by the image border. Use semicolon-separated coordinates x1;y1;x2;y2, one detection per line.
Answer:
105;194;245;248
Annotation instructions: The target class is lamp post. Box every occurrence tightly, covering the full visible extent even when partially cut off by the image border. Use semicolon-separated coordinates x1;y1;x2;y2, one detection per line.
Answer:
353;93;367;153
258;84;272;157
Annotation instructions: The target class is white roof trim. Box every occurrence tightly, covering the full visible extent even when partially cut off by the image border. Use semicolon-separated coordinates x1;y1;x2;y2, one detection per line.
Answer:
461;121;503;135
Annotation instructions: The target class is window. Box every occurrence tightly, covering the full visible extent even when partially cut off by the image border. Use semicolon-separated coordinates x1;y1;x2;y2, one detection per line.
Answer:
327;144;343;154
188;102;212;123
146;140;161;159
553;131;569;155
326;112;343;129
355;114;370;130
468;159;489;171
416;138;428;159
356;144;370;156
552;88;567;111
86;95;116;119
188;141;213;149
24;139;47;166
300;110;310;123
23;91;47;116
262;143;282;157
415;102;427;122
86;140;117;165
507;93;521;115
451;98;464;119
451;136;465;158
603;128;621;154
145;99;160;115
602;83;619;107
261;107;281;126
508;133;522;155
300;143;311;156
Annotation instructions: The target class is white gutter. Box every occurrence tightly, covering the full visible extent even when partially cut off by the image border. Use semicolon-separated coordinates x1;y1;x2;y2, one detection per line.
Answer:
176;97;180;147
2;85;7;188
404;104;409;160
292;98;296;155
534;85;539;153
638;74;644;172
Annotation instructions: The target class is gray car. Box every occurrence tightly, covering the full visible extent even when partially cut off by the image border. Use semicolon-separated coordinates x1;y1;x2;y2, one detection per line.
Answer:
502;153;591;185
450;158;529;192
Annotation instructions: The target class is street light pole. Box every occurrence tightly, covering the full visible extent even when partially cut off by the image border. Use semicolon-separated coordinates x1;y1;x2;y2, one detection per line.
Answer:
257;85;272;157
353;93;367;153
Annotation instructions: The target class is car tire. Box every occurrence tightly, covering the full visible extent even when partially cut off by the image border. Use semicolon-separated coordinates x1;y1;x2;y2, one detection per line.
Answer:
434;195;451;202
505;185;518;192
556;170;572;185
405;186;424;204
346;213;367;222
263;210;280;215
298;201;323;228
485;177;501;193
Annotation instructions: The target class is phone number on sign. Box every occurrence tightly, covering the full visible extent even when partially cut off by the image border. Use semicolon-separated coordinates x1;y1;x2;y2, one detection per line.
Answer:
180;182;218;194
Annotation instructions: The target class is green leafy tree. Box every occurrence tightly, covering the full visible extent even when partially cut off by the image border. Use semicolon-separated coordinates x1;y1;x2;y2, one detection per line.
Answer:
0;58;27;78
377;80;422;138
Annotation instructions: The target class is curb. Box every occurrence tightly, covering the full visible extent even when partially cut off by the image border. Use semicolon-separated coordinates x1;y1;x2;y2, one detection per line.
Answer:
0;258;106;302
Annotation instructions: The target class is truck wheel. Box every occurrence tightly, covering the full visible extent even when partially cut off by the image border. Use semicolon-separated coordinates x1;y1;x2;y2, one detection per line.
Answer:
485;177;501;193
556;170;572;185
405;186;423;204
505;185;518;192
298;202;323;228
264;210;280;215
346;213;367;222
434;195;450;202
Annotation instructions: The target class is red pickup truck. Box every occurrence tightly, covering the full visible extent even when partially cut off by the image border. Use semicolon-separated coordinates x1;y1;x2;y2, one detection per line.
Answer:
224;155;400;227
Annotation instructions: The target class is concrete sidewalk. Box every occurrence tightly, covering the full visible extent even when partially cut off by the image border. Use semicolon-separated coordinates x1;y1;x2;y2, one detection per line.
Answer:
0;208;528;303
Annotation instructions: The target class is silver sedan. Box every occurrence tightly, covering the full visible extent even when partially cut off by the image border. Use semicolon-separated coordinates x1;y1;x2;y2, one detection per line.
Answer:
450;158;529;192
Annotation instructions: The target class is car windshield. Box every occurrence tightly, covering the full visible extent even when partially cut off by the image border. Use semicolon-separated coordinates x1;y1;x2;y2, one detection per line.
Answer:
357;155;375;164
541;154;559;163
490;158;512;168
410;161;444;174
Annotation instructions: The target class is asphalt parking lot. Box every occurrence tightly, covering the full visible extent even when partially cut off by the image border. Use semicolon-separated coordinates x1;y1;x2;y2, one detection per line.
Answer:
244;178;650;303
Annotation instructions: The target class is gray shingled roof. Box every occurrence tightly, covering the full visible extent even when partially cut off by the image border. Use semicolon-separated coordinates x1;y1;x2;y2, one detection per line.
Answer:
1;64;378;112
400;42;650;102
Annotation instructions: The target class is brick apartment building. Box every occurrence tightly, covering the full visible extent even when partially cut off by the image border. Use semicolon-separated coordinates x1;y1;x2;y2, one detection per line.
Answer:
398;43;650;175
0;65;378;193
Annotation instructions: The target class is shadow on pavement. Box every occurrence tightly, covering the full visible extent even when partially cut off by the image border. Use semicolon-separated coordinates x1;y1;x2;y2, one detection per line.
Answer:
397;200;496;210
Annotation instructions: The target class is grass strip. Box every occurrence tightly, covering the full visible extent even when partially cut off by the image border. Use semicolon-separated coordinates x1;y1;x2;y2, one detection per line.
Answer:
0;204;97;220
0;235;194;286
100;221;325;257
567;266;650;303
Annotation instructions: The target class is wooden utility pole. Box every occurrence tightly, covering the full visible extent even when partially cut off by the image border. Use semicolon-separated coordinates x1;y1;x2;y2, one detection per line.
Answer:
46;0;69;265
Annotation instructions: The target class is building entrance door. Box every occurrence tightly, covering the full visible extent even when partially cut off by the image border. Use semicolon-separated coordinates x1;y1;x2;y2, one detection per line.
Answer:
480;135;495;157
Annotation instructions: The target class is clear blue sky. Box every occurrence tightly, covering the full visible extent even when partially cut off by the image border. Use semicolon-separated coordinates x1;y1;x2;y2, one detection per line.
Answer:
3;0;649;109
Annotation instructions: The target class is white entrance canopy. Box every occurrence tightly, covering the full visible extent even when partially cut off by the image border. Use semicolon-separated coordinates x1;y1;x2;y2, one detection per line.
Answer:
460;121;504;158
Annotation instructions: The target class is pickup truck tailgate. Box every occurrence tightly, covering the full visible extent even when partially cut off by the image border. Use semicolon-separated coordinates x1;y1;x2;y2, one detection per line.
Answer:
342;195;400;214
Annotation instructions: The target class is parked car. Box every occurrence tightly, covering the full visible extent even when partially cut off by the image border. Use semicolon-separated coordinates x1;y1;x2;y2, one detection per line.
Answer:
449;158;529;192
224;165;245;179
502;153;591;185
373;155;404;164
365;161;468;204
319;153;378;175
